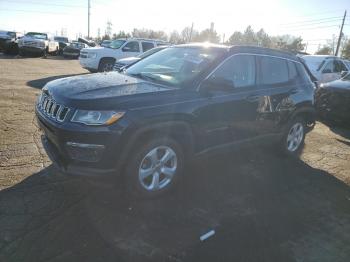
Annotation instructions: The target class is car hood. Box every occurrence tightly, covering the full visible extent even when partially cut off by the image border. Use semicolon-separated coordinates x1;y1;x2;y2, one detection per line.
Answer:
321;79;350;91
22;35;46;42
118;57;140;63
45;72;171;109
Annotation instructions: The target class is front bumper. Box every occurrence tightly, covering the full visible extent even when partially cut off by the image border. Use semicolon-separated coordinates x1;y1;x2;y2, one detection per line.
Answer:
79;57;98;71
19;46;45;54
36;106;128;177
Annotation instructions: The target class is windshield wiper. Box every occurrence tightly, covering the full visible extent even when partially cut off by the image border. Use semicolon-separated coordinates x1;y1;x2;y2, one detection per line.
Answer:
128;72;158;82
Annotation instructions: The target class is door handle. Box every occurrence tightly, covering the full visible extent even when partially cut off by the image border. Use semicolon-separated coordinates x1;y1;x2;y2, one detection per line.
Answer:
245;94;260;102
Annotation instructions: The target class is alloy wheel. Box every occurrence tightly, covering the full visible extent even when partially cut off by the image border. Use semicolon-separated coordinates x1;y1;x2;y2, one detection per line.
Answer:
286;122;304;152
138;146;178;191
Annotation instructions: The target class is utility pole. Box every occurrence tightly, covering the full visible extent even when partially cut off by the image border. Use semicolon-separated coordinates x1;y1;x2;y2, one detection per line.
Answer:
189;23;194;42
335;10;346;56
88;0;91;39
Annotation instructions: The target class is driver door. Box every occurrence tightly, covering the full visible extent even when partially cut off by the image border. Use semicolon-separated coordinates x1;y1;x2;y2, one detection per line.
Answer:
196;54;261;150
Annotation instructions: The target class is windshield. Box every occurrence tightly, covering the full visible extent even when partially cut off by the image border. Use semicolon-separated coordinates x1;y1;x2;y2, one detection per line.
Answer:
26;32;47;40
303;56;327;72
125;47;225;87
54;37;68;43
69;42;84;49
107;40;125;49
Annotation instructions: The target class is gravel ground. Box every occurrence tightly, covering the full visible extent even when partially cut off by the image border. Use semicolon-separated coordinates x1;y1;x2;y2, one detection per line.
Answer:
0;54;349;262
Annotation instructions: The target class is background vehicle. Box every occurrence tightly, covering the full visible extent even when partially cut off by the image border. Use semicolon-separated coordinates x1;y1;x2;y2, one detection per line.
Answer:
302;55;349;83
315;72;350;126
54;36;69;55
18;32;59;57
113;46;167;71
79;38;168;72
0;31;23;54
36;44;315;198
63;41;90;59
100;40;112;47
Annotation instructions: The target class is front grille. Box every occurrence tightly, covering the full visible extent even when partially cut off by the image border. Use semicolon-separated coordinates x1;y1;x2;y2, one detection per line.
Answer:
113;63;125;71
80;52;88;58
38;94;70;123
23;41;38;47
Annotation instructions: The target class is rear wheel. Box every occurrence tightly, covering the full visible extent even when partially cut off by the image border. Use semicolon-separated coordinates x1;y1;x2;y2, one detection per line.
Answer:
281;117;306;156
124;137;184;198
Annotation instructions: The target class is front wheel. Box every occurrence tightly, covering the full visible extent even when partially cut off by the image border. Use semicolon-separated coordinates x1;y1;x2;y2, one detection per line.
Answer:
124;137;185;198
281;117;306;156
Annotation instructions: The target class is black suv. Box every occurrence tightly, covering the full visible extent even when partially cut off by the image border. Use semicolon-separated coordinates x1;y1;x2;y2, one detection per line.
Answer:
36;44;316;197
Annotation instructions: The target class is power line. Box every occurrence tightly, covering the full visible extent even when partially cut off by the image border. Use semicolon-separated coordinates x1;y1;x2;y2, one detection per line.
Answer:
0;8;79;15
280;16;343;26
0;0;86;8
280;18;343;28
284;24;341;32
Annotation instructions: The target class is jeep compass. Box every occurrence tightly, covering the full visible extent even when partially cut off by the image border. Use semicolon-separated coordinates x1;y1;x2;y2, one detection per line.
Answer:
36;44;316;197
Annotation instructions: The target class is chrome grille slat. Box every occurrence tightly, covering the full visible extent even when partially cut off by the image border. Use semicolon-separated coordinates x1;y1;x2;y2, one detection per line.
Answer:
38;94;70;123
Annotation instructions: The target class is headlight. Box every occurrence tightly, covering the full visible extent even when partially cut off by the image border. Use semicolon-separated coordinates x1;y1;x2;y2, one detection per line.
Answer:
71;110;125;126
86;52;97;58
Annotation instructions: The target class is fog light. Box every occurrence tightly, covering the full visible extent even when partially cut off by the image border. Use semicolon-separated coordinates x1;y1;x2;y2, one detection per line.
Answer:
65;142;105;162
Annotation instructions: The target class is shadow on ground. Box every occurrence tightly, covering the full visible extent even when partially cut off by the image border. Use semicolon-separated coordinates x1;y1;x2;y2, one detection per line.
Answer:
0;149;350;262
27;73;88;89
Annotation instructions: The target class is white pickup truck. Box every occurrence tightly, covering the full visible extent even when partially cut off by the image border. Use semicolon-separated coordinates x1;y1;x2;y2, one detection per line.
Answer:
79;38;168;72
18;32;59;57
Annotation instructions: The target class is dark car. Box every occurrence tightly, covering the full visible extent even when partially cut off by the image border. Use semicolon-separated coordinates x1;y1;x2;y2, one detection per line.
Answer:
0;31;23;54
54;36;69;55
113;46;167;71
36;44;316;198
315;72;350;126
63;41;89;59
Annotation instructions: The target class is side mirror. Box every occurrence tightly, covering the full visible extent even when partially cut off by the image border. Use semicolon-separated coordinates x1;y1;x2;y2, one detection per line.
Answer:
322;69;332;74
341;70;348;78
122;46;131;52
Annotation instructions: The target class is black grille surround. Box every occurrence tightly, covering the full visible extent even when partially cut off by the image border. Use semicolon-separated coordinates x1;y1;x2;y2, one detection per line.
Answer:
38;94;70;123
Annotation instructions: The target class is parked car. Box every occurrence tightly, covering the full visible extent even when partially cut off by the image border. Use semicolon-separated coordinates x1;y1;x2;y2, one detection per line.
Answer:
113;46;167;71
18;32;59;57
100;40;112;47
77;37;96;47
63;41;90;59
54;36;69;55
36;44;316;198
0;31;23;54
301;55;349;83
315;71;350;126
79;38;168;72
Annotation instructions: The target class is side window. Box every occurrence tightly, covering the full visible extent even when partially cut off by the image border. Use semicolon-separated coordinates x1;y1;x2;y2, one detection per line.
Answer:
260;56;289;85
122;41;140;52
322;60;334;73
210;55;256;88
334;60;347;72
141;42;155;52
288;61;298;81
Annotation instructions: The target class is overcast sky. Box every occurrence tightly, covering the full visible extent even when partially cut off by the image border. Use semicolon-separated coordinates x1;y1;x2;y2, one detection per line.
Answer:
0;0;349;53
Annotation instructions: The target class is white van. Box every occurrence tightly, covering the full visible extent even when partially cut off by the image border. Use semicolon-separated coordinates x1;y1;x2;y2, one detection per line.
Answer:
79;38;168;72
302;55;349;83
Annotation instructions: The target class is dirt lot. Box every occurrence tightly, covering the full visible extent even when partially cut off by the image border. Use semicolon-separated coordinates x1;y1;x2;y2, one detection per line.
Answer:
0;54;350;262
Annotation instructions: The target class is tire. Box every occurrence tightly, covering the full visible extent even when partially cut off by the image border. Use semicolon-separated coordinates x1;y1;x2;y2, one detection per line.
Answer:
98;58;115;72
281;117;306;157
123;137;185;198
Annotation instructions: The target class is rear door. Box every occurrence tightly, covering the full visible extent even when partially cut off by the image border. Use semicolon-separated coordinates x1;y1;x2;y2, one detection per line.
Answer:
254;56;300;135
141;41;155;53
